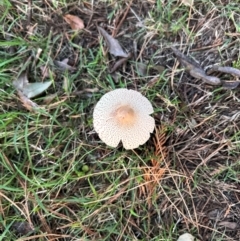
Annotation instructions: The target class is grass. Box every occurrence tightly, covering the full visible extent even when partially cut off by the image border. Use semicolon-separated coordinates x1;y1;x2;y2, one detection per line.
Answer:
1;0;240;240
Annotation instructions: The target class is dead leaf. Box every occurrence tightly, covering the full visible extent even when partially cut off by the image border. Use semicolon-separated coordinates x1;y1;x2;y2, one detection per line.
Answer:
97;26;128;57
152;65;166;74
110;72;122;83
147;76;160;88
18;90;39;111
135;62;147;76
63;14;84;30
71;88;99;96
13;72;28;90
208;209;222;220
13;72;52;99
13;74;41;111
218;221;238;230
42;93;58;105
24;82;52;98
189;68;221;85
55;58;77;71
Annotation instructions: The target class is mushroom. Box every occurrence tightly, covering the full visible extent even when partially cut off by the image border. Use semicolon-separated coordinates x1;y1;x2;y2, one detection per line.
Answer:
93;88;155;149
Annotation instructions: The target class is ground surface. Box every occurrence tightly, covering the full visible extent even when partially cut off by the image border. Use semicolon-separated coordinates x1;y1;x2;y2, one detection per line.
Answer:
1;0;240;240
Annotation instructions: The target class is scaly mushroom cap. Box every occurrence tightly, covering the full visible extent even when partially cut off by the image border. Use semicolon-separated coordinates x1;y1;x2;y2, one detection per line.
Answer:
93;88;155;149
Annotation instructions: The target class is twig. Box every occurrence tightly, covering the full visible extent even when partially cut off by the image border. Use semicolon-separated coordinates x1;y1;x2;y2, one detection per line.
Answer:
189;68;221;85
109;53;131;73
27;0;32;24
171;47;221;85
211;66;240;77
209;66;240;89
189;42;223;52
112;0;133;37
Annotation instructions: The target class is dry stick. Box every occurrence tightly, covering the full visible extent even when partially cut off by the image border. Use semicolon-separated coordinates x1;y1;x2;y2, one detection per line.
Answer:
27;0;32;25
171;47;221;85
209;66;240;89
137;33;155;61
211;66;240;77
189;68;221;85
190;42;223;52
110;54;131;73
36;209;53;235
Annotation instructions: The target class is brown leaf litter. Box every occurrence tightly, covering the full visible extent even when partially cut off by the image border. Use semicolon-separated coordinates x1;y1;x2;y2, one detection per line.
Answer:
63;14;85;31
17;90;39;111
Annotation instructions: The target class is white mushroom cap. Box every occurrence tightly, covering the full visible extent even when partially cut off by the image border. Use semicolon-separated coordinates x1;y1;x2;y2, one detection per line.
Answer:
93;88;155;149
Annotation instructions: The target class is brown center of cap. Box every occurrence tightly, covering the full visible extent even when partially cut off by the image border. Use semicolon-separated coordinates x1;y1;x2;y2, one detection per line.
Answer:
113;105;136;126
